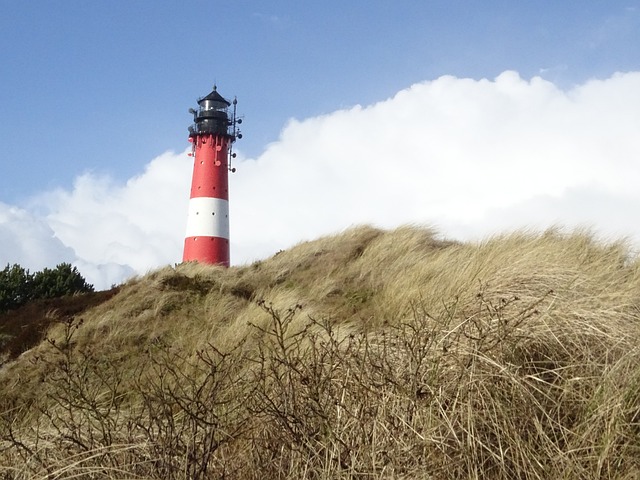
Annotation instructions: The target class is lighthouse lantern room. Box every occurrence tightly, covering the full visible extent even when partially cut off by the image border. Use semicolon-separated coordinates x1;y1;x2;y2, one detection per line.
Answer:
183;86;241;266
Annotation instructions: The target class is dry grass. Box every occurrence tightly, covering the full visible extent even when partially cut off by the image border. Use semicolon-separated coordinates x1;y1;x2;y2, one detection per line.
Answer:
1;225;640;478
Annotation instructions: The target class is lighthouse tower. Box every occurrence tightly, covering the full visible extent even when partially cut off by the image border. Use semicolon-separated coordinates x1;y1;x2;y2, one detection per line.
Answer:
183;86;241;266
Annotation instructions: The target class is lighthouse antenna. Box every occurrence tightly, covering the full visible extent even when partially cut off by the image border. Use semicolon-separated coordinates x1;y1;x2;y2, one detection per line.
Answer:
228;96;242;173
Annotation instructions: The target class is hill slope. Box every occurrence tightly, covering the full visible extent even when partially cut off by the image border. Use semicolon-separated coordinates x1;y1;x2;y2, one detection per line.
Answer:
1;226;639;479
0;288;119;364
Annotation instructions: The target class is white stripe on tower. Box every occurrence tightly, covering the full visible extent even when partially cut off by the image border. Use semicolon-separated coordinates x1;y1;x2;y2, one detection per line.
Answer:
185;197;229;239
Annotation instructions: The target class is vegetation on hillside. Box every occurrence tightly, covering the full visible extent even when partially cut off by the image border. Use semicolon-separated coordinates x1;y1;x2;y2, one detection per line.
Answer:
0;263;94;313
0;226;639;479
0;287;119;364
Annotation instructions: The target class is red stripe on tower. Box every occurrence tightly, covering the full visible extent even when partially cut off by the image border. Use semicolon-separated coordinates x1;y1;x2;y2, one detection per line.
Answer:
183;86;241;266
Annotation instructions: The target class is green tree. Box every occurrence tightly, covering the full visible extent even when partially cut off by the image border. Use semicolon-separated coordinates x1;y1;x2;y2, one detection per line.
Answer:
0;264;32;313
31;263;94;300
0;263;94;314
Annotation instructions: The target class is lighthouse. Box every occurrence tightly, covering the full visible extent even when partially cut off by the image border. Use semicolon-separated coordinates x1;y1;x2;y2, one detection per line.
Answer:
183;86;241;266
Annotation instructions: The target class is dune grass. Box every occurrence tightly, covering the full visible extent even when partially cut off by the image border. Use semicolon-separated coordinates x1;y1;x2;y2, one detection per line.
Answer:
0;225;639;478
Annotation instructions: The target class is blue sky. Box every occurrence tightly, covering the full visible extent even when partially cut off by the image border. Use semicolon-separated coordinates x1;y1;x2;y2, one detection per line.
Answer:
1;2;640;288
2;1;638;200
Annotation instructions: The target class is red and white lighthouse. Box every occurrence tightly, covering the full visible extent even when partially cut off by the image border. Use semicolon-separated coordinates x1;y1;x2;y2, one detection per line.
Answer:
183;86;241;266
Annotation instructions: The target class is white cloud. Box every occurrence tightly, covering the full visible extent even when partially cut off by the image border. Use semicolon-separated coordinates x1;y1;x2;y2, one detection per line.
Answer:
231;71;640;258
27;151;192;289
0;203;75;269
0;202;136;289
38;151;191;268
3;71;640;288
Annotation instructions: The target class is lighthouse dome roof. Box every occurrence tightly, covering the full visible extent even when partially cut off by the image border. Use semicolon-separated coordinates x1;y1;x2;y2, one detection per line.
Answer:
198;86;231;107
